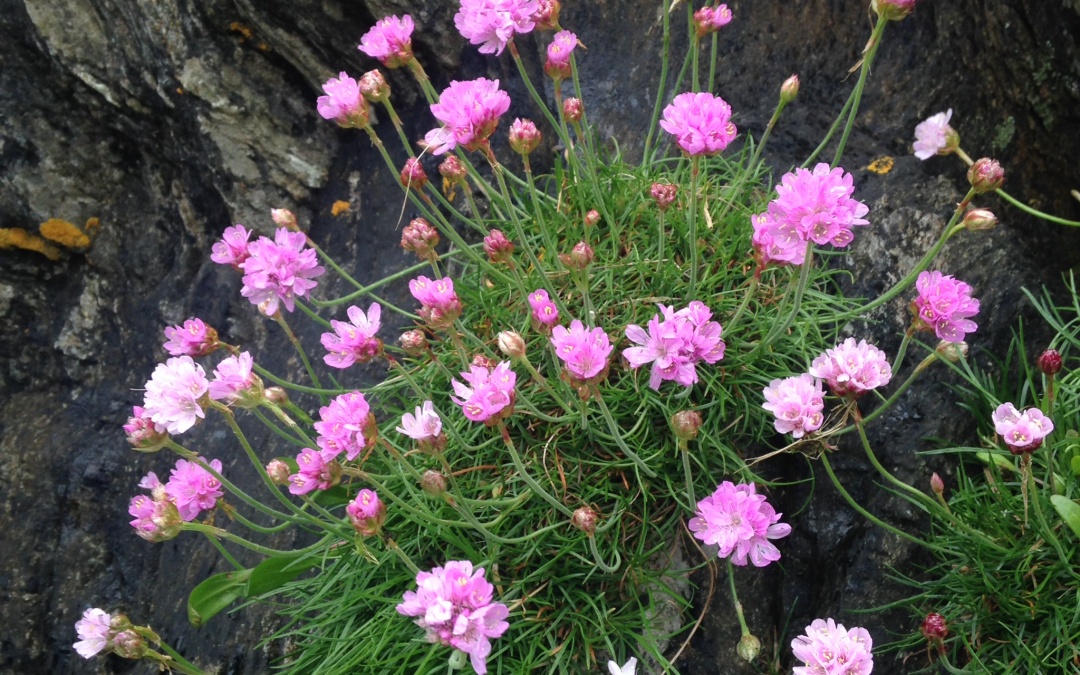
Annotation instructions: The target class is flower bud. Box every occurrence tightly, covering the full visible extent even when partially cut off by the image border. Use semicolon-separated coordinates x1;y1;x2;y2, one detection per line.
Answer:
139;499;183;542
584;209;600;228
921;612;949;642
967;158;1005;194
124;407;168;451
935;340;968;363
421;469;447;496
497;331;527;359
359;70;390;103
930;472;945;496
694;5;733;37
347;488;386;537
271;208;298;231
562;97;583;123
472;354;499;370
962;208;998;232
399;329;429;356
266;459;292;486
571;506;597;534
780;74;800;104
400;158;429;190
533;0;561;31
737;634;761;662
265;386;289;405
112;630;148;659
671;410;703;440
559;241;594;270
871;0;917;21
483;229;515;264
509;118;542;156
439;156;468;184
650;183;677;211
1037;348;1063;376
401;218;440;260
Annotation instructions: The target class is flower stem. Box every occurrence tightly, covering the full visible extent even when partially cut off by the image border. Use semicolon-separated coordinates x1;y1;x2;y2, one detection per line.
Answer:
642;2;672;166
688;155;702;297
726;560;751;638
681;440;697;511
588;385;658;478
956;148;1080;227
831;17;888;168
153;643;208;675
587;534;622;573
272;312;324;400
497;421;574;518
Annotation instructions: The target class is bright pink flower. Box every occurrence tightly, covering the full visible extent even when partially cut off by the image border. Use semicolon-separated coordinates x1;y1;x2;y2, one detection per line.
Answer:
761;373;825;438
358;15;414;68
123;406;167;450
992;402;1054;454
913;271;980;342
551;320;613;382
688;482;792;567
809;338;893;398
397;401;443;443
317;72;370;128
315;391;375;462
483;229;515;263
544;30;576;79
623;303;725;390
455;0;538;55
73;608;113;659
347;488;386;536
396;560;510;675
757;163;869;251
694;5;732;36
165;457;224;521
508;118;541;156
659;92;737;156
209;351;262;404
210;224;252;268
321;303;383;369
792;618;874;675
163;318;219;357
289;449;340;494
409;275;463;329
751;212;807;268
527;289;560;326
913;109;955;160
239;228;325;316
451;361;516;423
142;356;209;435
424;78;511;155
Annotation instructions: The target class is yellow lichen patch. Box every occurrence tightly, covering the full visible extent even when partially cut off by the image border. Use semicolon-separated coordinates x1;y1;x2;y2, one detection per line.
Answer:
442;177;458;203
40;218;91;248
84;217;101;236
229;22;253;40
331;200;351;217
0;228;61;260
867;156;894;175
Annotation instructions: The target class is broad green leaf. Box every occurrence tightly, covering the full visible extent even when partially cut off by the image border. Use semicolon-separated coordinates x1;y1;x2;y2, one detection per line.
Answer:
246;555;319;597
187;568;252;627
1049;495;1080;542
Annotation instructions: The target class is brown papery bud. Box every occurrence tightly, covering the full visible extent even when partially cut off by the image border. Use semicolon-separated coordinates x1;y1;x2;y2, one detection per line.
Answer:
962;208;997;232
671;410;703;440
497;331;526;359
967;157;1005;194
571;506;597;534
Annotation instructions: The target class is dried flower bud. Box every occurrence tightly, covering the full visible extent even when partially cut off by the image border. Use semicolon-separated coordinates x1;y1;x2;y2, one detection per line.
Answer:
930;472;945;496
780;74;800;104
483;229;515;264
871;0;917;21
400;158;429;190
533;0;561;31
497;331;527;359
439;156;467;184
1037;348;1063;376
265;386;289;405
508;118;542;156
559;241;594;270
651;183;677;211
472;354;499;370
935;340;968;363
584;209;600;228
401;218;440;260
963;208;998;232
266;459;292;485
421;469;447;496
921;612;949;642
737;634;761;662
112;630;148;659
399;329;429;356
671;410;703;440
271;208;298;231
359;70;390;103
571;506;597;534
562;97;583;123
967;158;1004;194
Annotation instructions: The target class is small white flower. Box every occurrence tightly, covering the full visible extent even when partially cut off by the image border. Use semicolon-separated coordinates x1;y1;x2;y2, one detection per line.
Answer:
607;657;638;675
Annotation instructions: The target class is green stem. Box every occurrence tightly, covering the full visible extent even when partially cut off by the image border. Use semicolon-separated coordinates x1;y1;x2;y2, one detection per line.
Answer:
272;312;324;401
802;90;854;168
754;243;814;355
727;560;751;637
588;385;658;478
519;354;575;415
183;523;327;557
891;328;915;374
154;643;209;675
712;98;788;228
641;1;672;167
497;422;574;518
832;17;888;167
724;276;758;339
688;155;702;296
956;148;1080;227
691;35;701;92
707;32;719;93
587;533;622;573
385;537;420;575
681;440;697;510
201;530;243;570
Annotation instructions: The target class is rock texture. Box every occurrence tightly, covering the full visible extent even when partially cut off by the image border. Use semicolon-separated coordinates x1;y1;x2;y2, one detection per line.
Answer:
2;1;1080;673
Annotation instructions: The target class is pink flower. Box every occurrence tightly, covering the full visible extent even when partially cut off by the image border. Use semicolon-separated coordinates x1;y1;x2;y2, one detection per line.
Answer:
751;212;807;268
483;229;515;263
688;482;792;567
528;289;560;328
424;78;511;155
809;338;893;398
315;391;375;462
623;303;725;390
239;227;325;316
73;608;113;658
128;476;182;542
912;271;980;342
659;92;737;156
321;303;383;368
317;72;370;128
694;5;732;36
208;351;262;404
123;406;167;450
913;109;956;160
142;355;209;435
396;560;511;675
454;0;538;55
346;488;386;536
288;448;340;495
210;224;252;268
791;618;874;675
358;15;414;68
755;163;869;252
650;183;677;211
762;373;825;438
992;402;1054;455
544;30;577;79
163;318;219;357
451;362;516;423
409;275;463;329
397;401;444;445
165;457;224;521
551;320;613;382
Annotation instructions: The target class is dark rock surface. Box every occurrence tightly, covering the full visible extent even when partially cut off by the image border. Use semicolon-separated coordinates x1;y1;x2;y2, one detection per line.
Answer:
2;0;1079;673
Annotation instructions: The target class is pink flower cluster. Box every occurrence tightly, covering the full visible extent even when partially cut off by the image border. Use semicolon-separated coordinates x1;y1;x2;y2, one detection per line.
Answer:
992;402;1054;455
163;318;219;357
528;289;560;330
142;355;209;435
659;92;737;156
451;361;516;422
73;608;113;658
398;400;446;452
410;276;463;329
288;449;340;495
544;30;577;79
551;320;613;383
913;109;956;160
358;15;414;68
809;338;893;398
425;78;511;155
791;618;874;675
762;373;825;439
239;228;325;316
396;560;511;675
454;0;538;55
129;458;223;539
694;5;732;36
209;351;262;405
688;482;792;567
912;271;979;342
123;406;167;449
316;72;370;128
321;303;383;368
315;391;376;462
623;302;726;390
346;488;386;536
211;224;252;268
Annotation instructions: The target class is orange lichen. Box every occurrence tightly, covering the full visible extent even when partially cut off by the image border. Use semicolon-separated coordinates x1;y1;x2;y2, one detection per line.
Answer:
84;217;101;235
331;200;351;216
257;42;270;52
40;218;90;248
229;22;253;40
0;228;61;260
867;156;894;175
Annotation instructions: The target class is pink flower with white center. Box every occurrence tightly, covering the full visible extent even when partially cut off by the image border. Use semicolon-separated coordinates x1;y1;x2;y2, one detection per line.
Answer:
165;457;224;521
142;355;209;435
208;351;262;405
455;0;538;55
410;275;463;329
992;402;1054;455
451;361;517;423
123;406;167;450
128;488;182;542
751;212;807;268
694;5;732;36
659;92;737;156
346;488;386;536
73;608;113;658
791;618;874;675
317;72;370;129
527;289;560;329
288;449;341;495
210;224;252;268
424;78;512;155
315;391;376;462
762;373;825;438
321;303;383;369
688;482;792;567
239;228;325;316
623;303;725;390
809;338;893;398
674;302;726;364
396;560;511;675
758;163;869;250
163;318;219;357
912;271;980;342
398;401;444;444
544;30;576;79
358;15;414;68
913;109;956;160
551;320;613;382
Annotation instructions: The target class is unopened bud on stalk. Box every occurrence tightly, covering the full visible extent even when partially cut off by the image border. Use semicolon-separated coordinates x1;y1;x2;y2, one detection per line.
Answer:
930;472;945;496
112;630;148;659
560;241;594;270
562;97;583;123
921;612;949;643
401;218;440;260
962;208;997;232
266;459;292;485
935;340;968;363
584;209;600;228
650;183;677;211
271;208;299;231
780;74;800;104
737;634;762;662
497;331;527;359
264;386;289;405
483;229;515;264
571;506;597;534
472;354;499;370
509;118;542;156
399;329;428;356
421;469;447;496
533;0;561;31
671;410;703;440
967;158;1004;194
1037;348;1063;376
871;0;917;21
359;70;390;103
439;156;467;184
400;158;429;190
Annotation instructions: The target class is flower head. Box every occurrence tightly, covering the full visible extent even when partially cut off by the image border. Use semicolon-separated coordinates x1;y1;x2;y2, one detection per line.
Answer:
809;338;893;398
623;302;725;390
756;163;869;251
551;320;613;383
913;109;957;160
688;482;792;567
912;271;979;342
508;118;542;155
992;402;1054;454
762;373;825;438
288;449;341;494
650;183;677;211
528;289;560;331
425;78;511;155
483;229;515;264
209;351;263;405
968;157;1005;194
1037;348;1063;376
544;29;576;79
872;0;917;21
751;212;807;268
321;303;383;369
455;0;538;55
73;608;113;658
659;92;737;156
163;318;219;357
239;228;325;316
317;72;370;129
315;391;376;462
141;355;209;435
211;224;252;268
128;488;182;542
694;5;732;36
401;218;440;261
358;15;414;68
347;488;386;536
123;406;168;450
608;658;638;675
451;361;516;423
410;275;463;329
397;401;446;452
165;457;224;521
791;618;874;675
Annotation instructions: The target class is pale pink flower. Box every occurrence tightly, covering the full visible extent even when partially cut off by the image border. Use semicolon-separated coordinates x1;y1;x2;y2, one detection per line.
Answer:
551;320;613;382
992;402;1054;455
762;373;825;438
358;15;414;68
210;224;252;268
315;391;375;462
73;608;113;658
528;289;560;328
208;351;261;404
792;618;874;675
321;303;383;368
913;109;955;160
451;361;517;422
410;275;463;329
688;482;792;567
123;406;167;450
756;163;869;250
424;78;511;155
483;229;515;263
128;484;182;542
623;303;725;390
239;228;325;316
659;92;737;156
913;271;979;342
163;318;219;357
397;401;443;443
809;338;893;398
751;212;807;268
454;0;538;55
608;658;639;675
346;488;386;536
396;560;511;675
316;72;370;128
165;457;224;521
142;355;209;435
289;448;339;495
